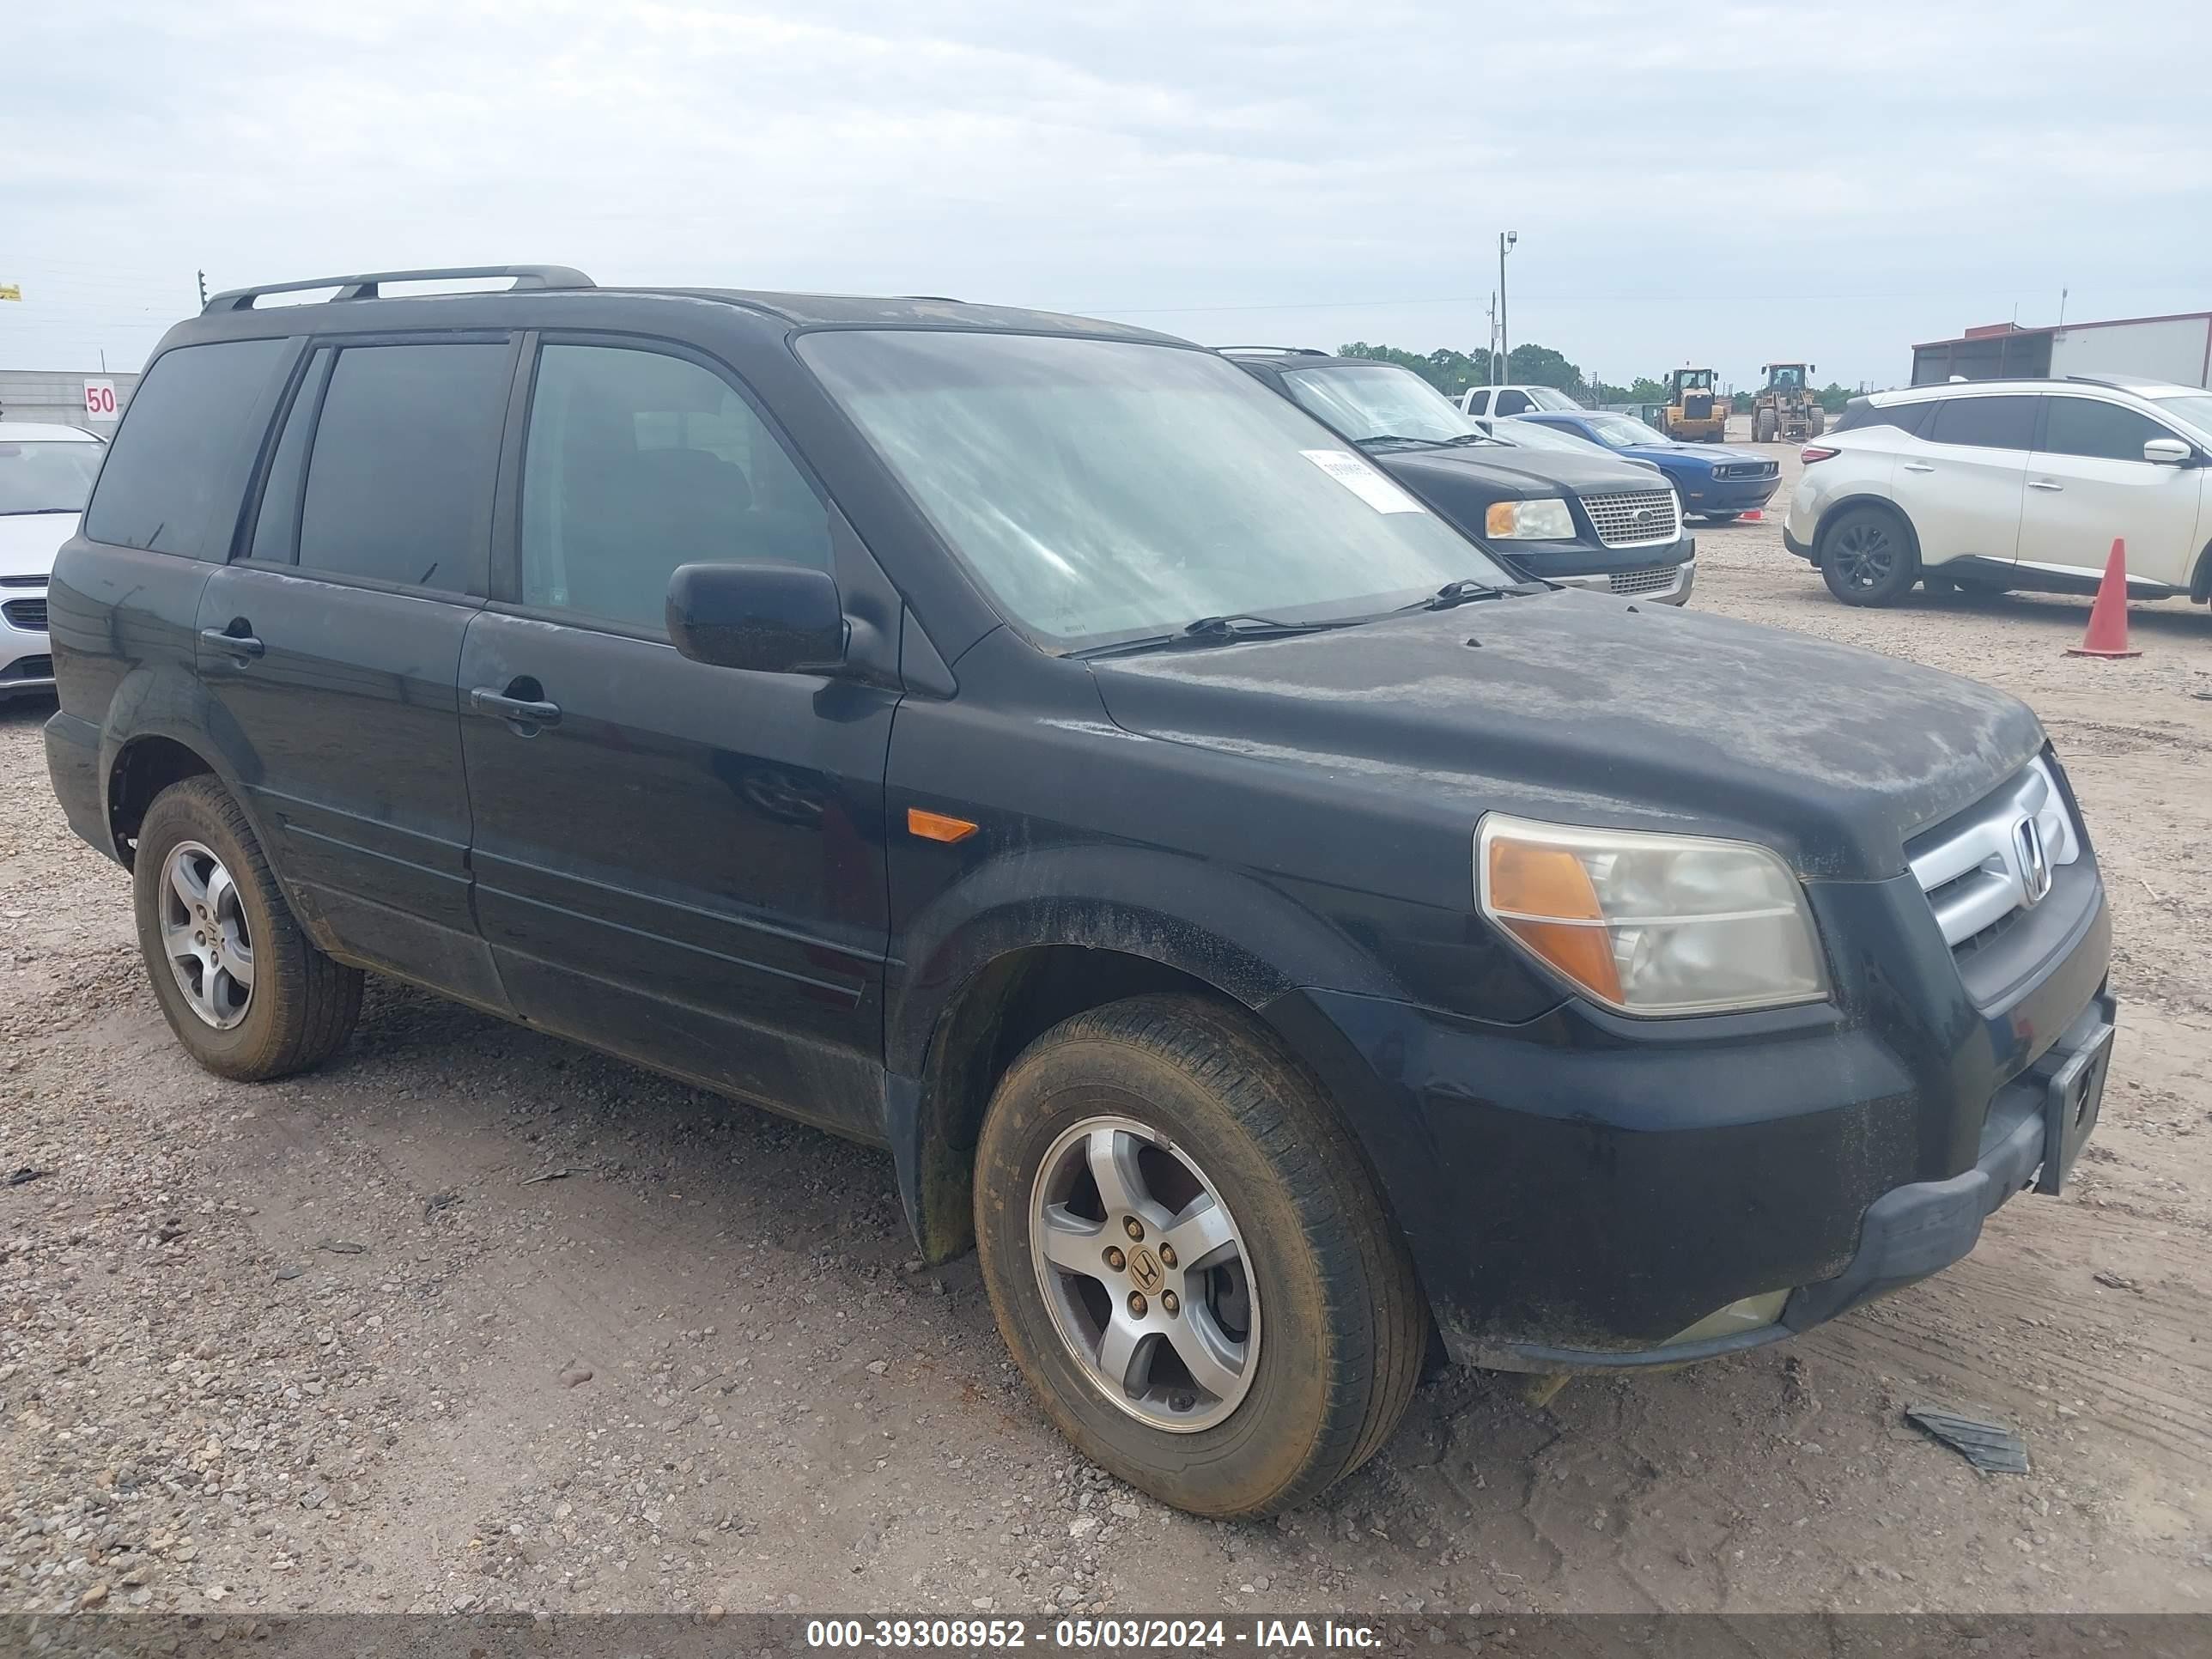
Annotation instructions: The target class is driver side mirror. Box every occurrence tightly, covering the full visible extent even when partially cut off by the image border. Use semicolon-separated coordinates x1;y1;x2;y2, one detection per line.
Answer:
2143;437;2195;466
665;562;848;674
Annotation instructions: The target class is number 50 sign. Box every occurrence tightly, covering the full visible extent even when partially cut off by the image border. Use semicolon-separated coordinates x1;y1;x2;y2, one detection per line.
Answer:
83;380;120;422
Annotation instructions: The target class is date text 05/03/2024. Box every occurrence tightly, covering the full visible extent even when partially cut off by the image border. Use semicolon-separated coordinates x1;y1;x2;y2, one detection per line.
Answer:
804;1617;1382;1650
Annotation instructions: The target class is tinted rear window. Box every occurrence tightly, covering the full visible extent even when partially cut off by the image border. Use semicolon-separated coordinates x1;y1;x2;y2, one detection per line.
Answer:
1927;395;2039;451
297;343;508;593
82;339;288;556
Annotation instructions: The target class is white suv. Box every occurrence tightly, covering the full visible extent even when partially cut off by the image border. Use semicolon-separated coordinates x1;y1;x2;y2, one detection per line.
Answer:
1784;377;2212;610
1458;384;1584;418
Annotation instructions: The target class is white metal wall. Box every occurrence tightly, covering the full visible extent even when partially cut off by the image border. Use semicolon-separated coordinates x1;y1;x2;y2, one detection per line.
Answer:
0;369;140;429
2047;319;2212;389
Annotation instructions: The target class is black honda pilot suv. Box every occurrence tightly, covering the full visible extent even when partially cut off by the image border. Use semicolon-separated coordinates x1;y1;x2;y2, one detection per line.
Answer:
47;266;2115;1519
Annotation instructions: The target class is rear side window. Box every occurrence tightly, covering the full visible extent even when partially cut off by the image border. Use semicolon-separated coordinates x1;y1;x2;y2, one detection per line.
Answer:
1493;389;1532;416
519;343;830;632
2041;397;2170;463
1927;395;2039;452
297;343;509;593
82;338;288;556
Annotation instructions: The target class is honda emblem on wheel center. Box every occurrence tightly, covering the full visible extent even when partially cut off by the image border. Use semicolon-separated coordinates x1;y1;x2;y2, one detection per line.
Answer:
2014;816;2052;907
1128;1247;1165;1295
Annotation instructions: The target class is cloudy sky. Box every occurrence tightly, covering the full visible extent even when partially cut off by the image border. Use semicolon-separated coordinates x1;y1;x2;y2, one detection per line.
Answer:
9;1;2209;390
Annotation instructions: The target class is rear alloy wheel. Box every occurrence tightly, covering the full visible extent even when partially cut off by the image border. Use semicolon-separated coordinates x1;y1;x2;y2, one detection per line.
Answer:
1820;506;1918;606
133;775;364;1080
974;995;1424;1517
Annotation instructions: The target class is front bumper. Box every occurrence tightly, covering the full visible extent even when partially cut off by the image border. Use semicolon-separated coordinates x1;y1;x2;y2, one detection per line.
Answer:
1548;557;1695;605
0;586;52;695
1682;476;1780;514
1502;534;1697;605
1267;851;2112;1371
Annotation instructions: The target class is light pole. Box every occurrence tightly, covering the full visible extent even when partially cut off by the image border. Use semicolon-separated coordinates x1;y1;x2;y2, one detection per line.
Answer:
1497;230;1517;385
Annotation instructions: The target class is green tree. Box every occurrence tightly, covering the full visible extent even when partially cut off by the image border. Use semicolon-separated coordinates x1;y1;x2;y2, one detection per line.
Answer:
1504;343;1580;390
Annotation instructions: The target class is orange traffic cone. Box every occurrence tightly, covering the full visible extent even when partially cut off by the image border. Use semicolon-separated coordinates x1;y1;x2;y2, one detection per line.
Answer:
2067;538;2142;659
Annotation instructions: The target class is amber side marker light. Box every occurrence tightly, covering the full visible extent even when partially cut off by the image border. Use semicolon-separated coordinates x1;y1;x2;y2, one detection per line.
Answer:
907;808;980;844
1483;836;1625;1006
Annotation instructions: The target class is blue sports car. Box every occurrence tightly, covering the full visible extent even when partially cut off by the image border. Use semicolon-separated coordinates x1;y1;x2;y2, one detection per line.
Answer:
1511;410;1781;523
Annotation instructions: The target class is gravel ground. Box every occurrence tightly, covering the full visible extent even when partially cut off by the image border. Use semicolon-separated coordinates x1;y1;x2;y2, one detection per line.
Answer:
2;435;2209;1620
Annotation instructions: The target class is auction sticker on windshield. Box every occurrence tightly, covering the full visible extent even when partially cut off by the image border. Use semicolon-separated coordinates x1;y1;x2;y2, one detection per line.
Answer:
1300;448;1427;514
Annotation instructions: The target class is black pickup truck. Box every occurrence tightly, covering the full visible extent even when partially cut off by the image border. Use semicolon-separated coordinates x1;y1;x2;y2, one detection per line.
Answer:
46;266;2113;1520
1224;349;1696;603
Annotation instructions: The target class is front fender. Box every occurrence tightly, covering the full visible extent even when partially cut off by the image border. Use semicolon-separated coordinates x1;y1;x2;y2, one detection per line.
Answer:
887;842;1402;1080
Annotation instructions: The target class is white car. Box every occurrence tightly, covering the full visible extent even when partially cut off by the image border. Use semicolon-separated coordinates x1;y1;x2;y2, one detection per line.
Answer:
0;423;105;696
1458;384;1584;418
1784;377;2212;609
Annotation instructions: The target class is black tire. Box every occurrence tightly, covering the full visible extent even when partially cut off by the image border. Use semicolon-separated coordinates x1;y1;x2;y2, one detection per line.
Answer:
133;775;363;1080
1753;410;1777;443
973;994;1424;1518
1819;504;1918;606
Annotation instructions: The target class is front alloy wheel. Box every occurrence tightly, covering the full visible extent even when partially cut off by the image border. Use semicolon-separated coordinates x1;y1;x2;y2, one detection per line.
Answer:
1820;506;1917;606
973;995;1425;1517
1029;1115;1259;1431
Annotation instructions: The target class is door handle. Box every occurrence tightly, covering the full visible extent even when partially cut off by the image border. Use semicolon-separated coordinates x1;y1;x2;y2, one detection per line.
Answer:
200;625;264;659
1902;463;1936;473
2027;479;2063;492
469;685;562;727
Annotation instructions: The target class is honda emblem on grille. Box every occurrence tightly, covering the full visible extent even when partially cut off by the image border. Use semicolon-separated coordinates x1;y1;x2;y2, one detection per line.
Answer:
2014;816;2052;907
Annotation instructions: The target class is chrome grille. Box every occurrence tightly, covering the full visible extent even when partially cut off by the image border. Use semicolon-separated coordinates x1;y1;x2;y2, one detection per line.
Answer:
1608;563;1682;596
1909;758;2080;949
1582;489;1680;548
2;599;46;631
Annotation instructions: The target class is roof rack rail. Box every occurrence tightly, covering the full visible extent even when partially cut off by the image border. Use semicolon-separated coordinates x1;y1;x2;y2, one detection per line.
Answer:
2060;374;2149;392
203;265;596;314
1214;345;1331;356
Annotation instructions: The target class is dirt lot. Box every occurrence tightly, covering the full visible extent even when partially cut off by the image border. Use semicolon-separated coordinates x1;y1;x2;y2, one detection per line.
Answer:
3;436;2209;1620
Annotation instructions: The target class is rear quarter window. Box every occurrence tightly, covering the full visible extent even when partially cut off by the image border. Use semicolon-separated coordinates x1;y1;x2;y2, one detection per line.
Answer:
1833;398;1935;438
1927;395;2039;451
82;338;289;557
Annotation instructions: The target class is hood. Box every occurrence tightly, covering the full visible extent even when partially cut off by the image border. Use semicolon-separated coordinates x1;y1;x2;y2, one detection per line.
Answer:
1087;592;2045;880
1626;441;1765;470
0;514;76;580
1372;442;1666;501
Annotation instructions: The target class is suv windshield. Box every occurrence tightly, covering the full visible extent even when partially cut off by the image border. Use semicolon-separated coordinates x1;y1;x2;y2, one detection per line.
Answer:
800;331;1512;650
1585;415;1671;448
0;439;104;515
1277;363;1490;447
2149;394;2212;441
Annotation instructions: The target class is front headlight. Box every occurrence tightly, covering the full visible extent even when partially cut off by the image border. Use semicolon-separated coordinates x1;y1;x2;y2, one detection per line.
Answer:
1484;497;1576;540
1476;814;1828;1016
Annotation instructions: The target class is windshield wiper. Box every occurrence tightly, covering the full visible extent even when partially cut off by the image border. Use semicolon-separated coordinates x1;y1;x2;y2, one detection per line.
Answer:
1407;579;1508;611
1354;434;1442;450
1439;432;1500;447
0;508;77;517
1073;613;1364;659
